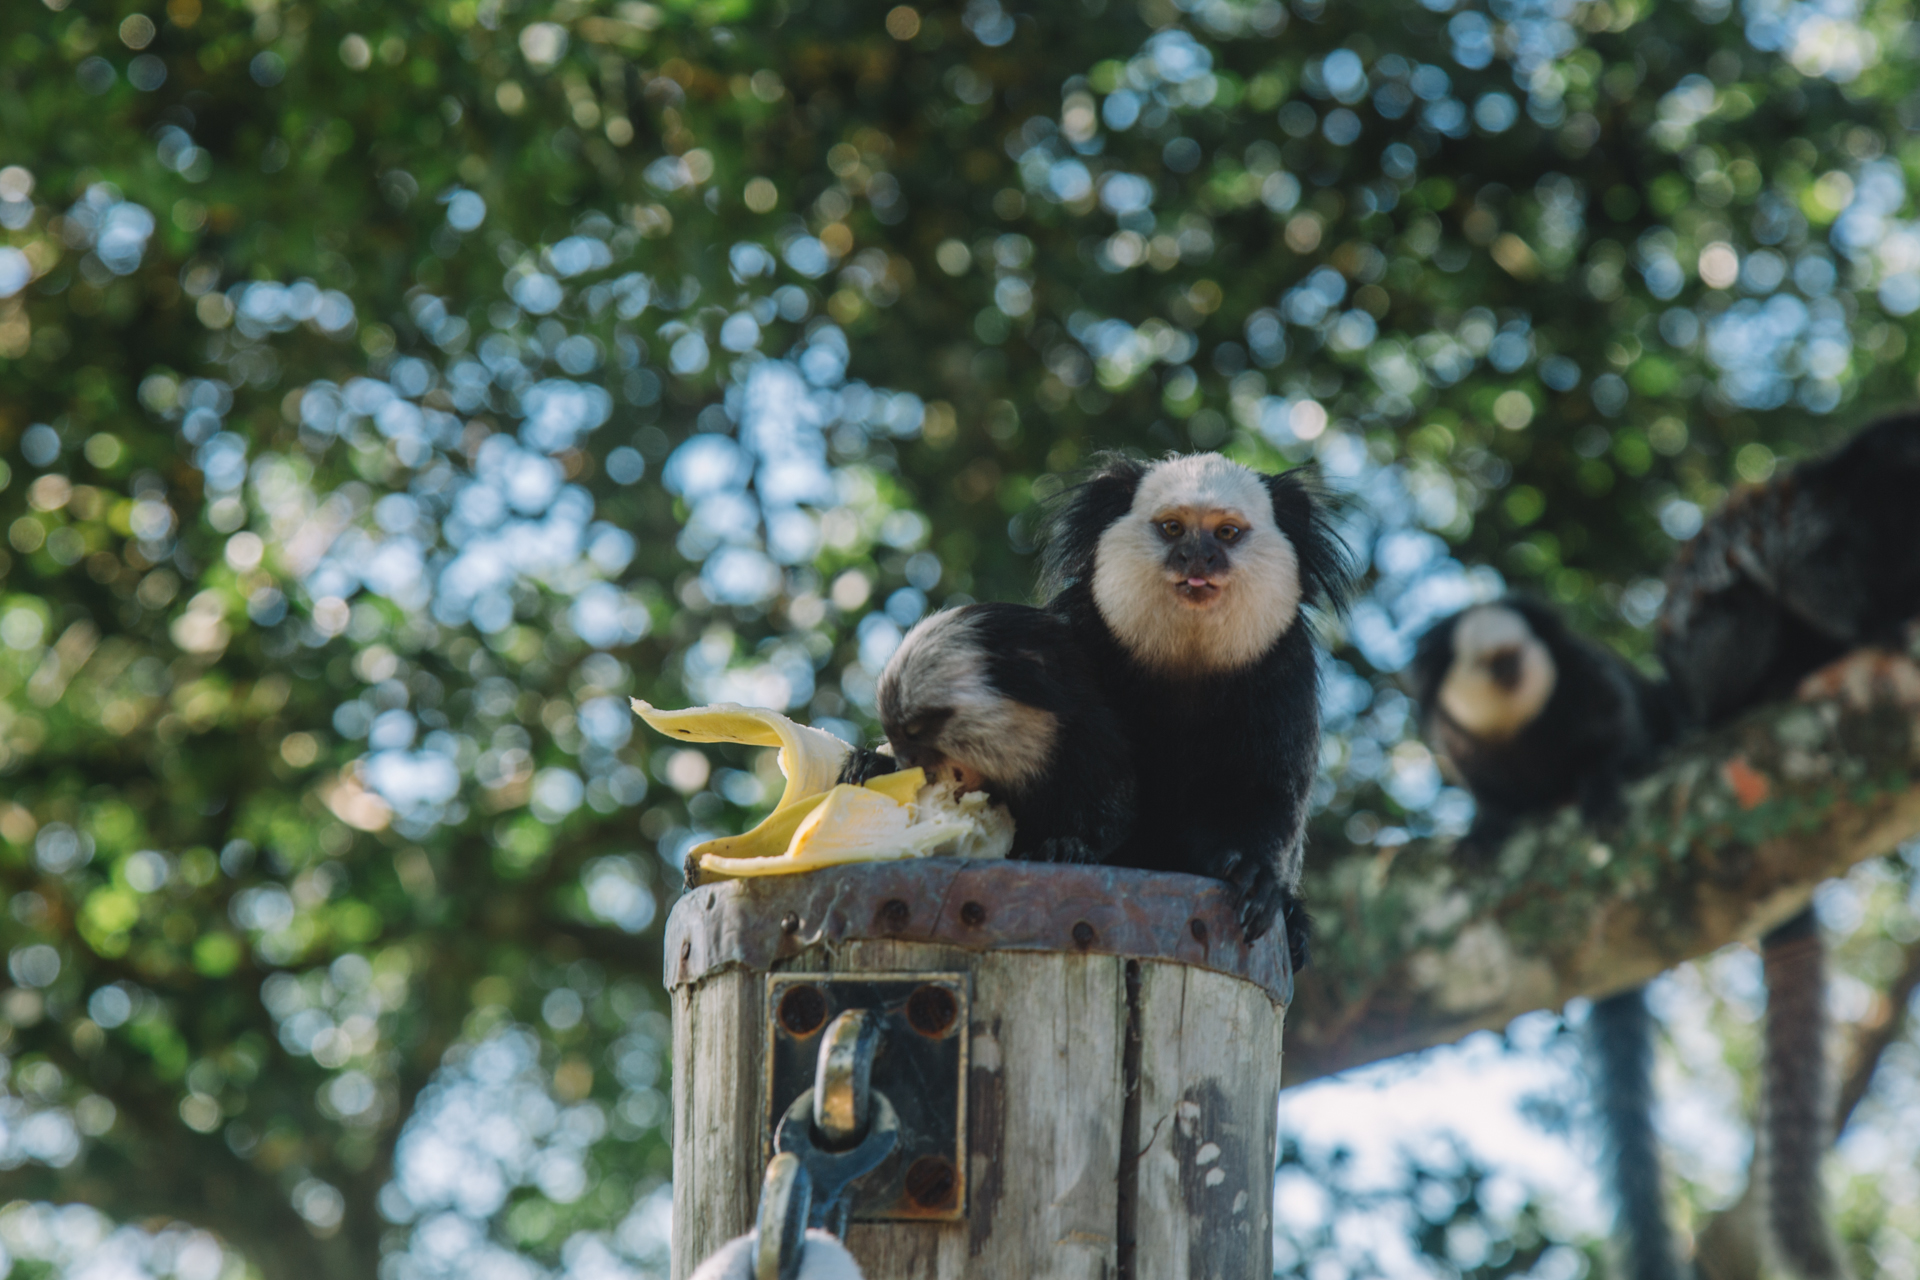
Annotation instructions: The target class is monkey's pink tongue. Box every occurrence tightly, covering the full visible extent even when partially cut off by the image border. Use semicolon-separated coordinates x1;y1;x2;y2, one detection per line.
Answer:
1186;577;1209;587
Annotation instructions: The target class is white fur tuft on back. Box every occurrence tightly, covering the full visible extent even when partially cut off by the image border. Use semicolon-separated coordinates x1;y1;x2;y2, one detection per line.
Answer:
881;609;1059;787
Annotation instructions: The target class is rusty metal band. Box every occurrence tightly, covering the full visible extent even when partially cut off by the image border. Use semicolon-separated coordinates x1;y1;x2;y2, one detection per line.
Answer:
664;859;1292;1007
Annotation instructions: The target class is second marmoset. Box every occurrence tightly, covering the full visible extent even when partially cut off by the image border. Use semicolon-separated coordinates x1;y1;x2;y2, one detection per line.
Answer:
1410;596;1676;857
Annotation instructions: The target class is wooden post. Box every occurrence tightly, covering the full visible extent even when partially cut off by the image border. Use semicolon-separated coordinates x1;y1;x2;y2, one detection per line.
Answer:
666;860;1291;1279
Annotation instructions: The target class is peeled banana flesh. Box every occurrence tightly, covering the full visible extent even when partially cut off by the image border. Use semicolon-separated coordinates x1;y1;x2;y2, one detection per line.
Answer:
631;700;1013;877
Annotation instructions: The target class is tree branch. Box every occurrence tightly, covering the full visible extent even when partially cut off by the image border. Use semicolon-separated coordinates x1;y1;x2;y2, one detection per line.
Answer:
1838;934;1920;1131
1288;653;1920;1085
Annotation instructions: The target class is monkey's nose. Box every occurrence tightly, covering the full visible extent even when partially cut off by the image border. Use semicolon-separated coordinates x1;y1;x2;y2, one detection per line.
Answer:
1168;540;1229;579
1485;648;1523;689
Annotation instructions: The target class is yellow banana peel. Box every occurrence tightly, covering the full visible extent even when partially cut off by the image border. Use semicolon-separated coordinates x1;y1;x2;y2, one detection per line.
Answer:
677;768;925;864
631;699;1013;877
860;769;924;806
686;789;829;863
701;774;1010;876
631;700;850;810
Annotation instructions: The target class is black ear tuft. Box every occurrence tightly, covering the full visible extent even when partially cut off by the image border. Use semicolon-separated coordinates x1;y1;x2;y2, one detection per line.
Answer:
1265;466;1357;612
1407;610;1463;705
1499;594;1570;647
1035;452;1148;602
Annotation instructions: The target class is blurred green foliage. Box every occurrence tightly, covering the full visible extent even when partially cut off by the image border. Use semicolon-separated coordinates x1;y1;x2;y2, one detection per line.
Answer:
6;0;1920;1274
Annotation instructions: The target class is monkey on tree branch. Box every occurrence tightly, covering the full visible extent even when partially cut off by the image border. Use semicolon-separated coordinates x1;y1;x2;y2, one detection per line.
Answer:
1391;414;1920;1280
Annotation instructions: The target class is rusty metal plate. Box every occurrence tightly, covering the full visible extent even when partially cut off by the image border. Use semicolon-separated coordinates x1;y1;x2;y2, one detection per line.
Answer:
666;860;1291;1007
765;972;969;1222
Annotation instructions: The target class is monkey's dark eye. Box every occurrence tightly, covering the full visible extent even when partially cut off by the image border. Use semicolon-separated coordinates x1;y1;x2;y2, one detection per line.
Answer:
900;708;951;742
1158;519;1184;539
1215;524;1241;543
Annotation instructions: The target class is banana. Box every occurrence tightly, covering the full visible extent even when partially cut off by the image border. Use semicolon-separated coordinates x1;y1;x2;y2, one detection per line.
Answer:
631;700;851;810
687;789;829;863
672;766;928;865
860;768;924;806
701;773;1008;877
631;699;1014;877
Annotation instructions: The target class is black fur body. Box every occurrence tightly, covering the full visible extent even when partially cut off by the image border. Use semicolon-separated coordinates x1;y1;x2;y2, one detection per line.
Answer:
1410;596;1678;857
1660;415;1920;1275
1661;412;1920;727
1038;453;1351;966
1412;597;1682;1280
858;602;1137;865
1654;421;1918;1280
1066;609;1324;952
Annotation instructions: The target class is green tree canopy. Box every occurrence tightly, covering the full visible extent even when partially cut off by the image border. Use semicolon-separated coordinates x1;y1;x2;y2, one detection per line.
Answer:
5;0;1920;1275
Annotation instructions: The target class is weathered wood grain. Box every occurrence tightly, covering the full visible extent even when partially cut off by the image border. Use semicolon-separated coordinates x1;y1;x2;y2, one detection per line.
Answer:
670;931;1285;1279
671;970;762;1273
1132;962;1286;1280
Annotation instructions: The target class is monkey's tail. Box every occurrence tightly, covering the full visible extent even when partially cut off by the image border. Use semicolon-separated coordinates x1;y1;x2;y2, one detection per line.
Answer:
1587;986;1684;1280
1761;907;1849;1280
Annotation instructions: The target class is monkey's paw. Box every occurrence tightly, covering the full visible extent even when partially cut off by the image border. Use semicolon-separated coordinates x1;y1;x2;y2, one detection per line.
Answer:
1019;836;1099;865
1452;811;1516;870
1220;851;1283;945
1575;780;1628;835
1278;892;1314;975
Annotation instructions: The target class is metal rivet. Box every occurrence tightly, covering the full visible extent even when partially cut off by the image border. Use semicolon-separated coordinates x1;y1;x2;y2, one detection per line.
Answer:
1071;920;1096;949
903;1154;958;1210
781;912;801;934
777;984;828;1037
960;901;987;927
906;984;959;1038
879;898;911;932
1190;918;1208;944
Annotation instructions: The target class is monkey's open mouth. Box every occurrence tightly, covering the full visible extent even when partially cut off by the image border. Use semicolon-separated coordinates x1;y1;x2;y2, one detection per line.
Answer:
1174;576;1223;604
898;747;987;795
936;758;987;794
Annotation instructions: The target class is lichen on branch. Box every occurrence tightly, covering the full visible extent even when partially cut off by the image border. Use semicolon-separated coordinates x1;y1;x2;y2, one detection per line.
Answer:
1287;652;1920;1085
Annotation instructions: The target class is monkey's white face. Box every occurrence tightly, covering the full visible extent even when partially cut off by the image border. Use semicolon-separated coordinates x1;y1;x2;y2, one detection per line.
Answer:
1438;605;1557;741
1091;454;1301;674
877;611;1059;791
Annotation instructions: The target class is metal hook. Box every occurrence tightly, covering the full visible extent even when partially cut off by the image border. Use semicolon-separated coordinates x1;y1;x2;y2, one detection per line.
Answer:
812;1009;880;1147
776;1088;899;1237
767;1005;898;1237
753;1153;811;1280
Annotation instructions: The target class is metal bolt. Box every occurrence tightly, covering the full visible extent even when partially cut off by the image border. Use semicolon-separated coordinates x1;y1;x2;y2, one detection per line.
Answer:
778;984;828;1038
1190;918;1209;944
903;1155;958;1210
1071;920;1096;949
878;898;911;932
959;901;987;927
906;984;958;1038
